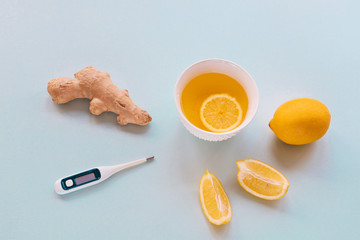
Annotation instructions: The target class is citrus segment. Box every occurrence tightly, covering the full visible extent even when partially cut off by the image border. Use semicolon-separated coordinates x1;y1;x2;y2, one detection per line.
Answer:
200;94;242;133
199;170;232;225
236;159;289;200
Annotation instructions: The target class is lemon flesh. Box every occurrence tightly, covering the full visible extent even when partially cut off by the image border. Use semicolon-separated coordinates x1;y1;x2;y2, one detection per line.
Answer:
236;159;289;200
269;98;331;145
199;170;232;225
200;94;243;133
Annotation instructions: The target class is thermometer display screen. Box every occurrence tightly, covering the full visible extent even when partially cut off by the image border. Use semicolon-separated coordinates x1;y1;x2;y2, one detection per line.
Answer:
61;168;101;190
74;172;96;185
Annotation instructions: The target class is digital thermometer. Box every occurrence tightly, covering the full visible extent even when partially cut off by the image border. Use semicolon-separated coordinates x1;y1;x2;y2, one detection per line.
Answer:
54;156;154;195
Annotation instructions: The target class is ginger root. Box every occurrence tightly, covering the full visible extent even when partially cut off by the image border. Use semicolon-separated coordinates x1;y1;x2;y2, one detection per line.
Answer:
47;66;152;125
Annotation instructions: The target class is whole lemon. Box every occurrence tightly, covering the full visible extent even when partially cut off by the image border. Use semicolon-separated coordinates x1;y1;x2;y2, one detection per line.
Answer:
269;98;331;145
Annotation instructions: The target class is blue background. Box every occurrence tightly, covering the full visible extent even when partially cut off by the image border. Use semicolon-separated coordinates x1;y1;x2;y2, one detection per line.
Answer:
1;0;359;239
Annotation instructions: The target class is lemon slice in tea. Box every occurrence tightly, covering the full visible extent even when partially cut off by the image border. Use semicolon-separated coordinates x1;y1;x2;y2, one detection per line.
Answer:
200;94;243;133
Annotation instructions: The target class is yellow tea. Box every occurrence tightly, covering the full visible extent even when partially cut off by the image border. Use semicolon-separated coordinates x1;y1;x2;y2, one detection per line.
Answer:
181;73;248;132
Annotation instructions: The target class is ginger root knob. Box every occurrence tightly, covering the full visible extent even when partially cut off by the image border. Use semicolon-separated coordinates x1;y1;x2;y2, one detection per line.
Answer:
47;66;152;126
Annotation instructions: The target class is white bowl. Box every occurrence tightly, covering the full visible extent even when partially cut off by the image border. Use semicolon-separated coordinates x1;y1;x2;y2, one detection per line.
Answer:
174;59;259;141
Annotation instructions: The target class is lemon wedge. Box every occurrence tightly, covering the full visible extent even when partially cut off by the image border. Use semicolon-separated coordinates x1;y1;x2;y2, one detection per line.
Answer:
199;170;232;225
236;159;289;200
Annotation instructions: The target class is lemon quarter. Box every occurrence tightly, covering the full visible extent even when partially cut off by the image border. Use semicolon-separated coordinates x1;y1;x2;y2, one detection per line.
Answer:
200;94;243;133
236;159;289;200
199;170;232;225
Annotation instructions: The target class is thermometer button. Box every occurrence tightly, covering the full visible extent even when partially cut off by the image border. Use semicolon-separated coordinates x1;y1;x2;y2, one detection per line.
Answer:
65;179;74;187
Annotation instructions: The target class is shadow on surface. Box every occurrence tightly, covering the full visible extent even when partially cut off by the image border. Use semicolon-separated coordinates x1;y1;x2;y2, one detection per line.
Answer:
52;98;90;114
207;220;230;238
270;136;316;169
51;99;150;134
